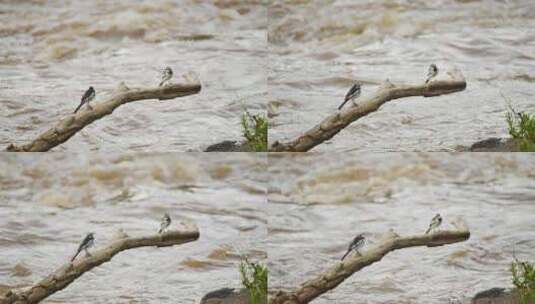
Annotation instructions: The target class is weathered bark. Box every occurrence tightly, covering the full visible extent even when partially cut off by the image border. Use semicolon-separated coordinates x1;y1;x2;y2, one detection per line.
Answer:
269;68;467;152
270;221;470;304
0;226;200;304
5;77;201;152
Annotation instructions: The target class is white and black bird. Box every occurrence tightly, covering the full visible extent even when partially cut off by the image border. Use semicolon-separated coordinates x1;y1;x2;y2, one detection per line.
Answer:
425;64;438;84
425;213;442;234
338;83;361;110
71;233;95;262
158;213;171;234
74;86;95;114
159;66;173;87
341;233;365;260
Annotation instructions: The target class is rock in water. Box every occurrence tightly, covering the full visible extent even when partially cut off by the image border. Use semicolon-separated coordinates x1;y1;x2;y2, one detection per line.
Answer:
200;288;249;304
472;287;527;304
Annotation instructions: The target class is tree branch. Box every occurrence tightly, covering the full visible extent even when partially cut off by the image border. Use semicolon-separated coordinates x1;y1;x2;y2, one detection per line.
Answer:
5;78;201;152
270;222;470;304
269;68;467;152
0;226;200;304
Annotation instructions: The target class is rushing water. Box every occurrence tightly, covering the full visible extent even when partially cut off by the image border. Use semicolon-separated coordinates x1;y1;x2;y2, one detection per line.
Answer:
268;153;535;303
0;1;267;152
0;153;266;303
268;0;535;151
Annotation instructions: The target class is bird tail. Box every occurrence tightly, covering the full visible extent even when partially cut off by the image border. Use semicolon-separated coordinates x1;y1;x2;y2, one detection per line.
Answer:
338;99;349;110
425;227;431;234
159;81;164;87
425;78;430;84
73;102;83;114
71;249;81;262
158;227;163;234
341;249;351;261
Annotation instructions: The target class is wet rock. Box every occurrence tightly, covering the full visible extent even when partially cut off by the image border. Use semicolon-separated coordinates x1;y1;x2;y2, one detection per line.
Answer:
457;137;519;152
200;288;249;304
472;287;532;304
204;141;252;152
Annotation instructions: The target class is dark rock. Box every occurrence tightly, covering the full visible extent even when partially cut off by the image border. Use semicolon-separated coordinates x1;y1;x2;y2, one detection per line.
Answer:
472;287;532;304
200;288;249;304
456;137;519;152
474;287;507;299
204;141;252;152
471;138;503;151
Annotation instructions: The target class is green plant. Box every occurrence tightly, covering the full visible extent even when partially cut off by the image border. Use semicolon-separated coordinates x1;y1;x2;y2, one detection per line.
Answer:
239;259;267;304
511;258;535;304
506;107;535;152
241;111;268;152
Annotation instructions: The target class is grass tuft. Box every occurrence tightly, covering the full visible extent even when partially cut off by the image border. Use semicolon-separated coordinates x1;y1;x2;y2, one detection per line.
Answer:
511;258;535;304
239;258;267;304
506;106;535;152
241;111;268;152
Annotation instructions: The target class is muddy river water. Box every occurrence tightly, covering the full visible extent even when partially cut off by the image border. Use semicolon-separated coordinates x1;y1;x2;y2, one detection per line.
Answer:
0;1;266;151
1;1;535;304
0;152;534;303
268;153;535;303
269;0;535;151
0;153;266;303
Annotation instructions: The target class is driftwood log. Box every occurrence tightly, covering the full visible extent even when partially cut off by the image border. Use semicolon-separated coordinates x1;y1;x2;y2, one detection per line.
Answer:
269;68;467;152
0;226;200;304
270;221;470;304
5;76;201;152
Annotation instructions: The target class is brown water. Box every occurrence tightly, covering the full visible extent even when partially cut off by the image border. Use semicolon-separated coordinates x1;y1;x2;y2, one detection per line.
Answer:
268;0;535;151
268;153;535;303
2;2;535;304
0;1;267;151
0;153;266;303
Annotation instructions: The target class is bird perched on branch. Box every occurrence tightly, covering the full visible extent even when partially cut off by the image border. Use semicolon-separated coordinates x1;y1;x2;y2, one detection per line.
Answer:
74;86;95;114
341;233;365;260
159;66;173;87
425;64;438;84
71;233;95;261
425;213;442;234
338;83;361;110
158;213;171;234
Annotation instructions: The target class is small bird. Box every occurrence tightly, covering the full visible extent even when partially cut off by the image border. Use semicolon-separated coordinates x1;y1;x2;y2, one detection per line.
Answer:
158;213;171;234
425;213;442;234
341;233;365;261
71;233;95;262
159;67;173;87
338;83;361;110
74;86;95;114
425;64;438;84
